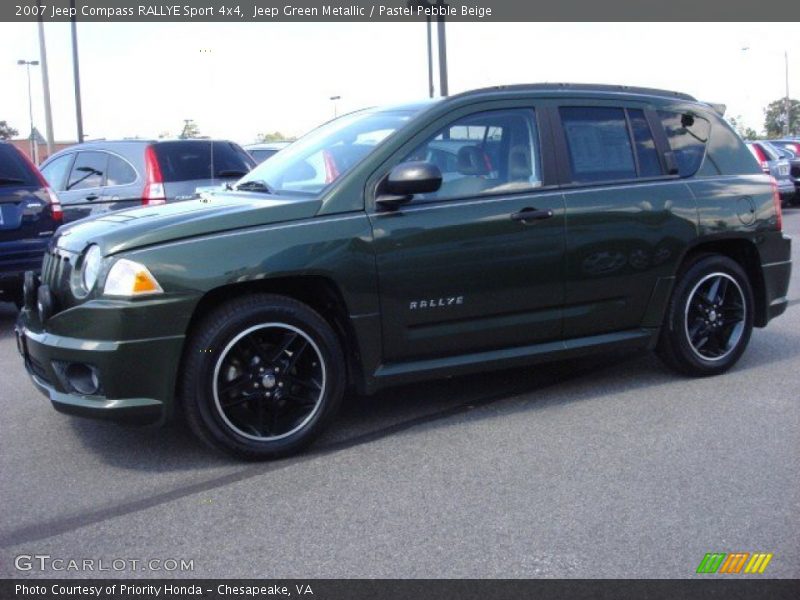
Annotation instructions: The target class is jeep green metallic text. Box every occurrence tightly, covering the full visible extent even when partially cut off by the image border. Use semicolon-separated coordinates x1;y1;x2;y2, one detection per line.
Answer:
15;84;792;459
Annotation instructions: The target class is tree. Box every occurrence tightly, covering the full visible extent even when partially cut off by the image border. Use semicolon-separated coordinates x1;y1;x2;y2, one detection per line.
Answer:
763;97;799;137
179;119;200;139
0;120;18;140
257;131;291;143
726;115;759;140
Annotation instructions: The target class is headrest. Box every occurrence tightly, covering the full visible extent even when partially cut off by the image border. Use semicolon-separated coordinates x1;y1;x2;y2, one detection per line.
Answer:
457;145;489;176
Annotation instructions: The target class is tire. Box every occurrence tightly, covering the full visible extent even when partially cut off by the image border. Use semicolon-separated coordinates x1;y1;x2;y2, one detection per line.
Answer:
657;254;754;377
181;294;346;459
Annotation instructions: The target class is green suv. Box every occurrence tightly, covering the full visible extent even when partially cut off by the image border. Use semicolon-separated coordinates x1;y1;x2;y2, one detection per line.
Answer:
15;84;792;459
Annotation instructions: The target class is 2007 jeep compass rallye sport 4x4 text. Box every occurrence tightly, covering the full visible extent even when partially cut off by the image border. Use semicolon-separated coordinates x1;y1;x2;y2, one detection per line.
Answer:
15;84;792;459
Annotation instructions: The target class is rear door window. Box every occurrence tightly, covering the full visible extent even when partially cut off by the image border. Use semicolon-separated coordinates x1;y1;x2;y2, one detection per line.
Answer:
67;151;107;191
0;144;37;186
657;111;710;177
153;141;254;182
559;107;637;183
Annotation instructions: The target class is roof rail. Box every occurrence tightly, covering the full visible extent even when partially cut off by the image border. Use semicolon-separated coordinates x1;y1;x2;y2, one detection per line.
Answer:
452;83;697;102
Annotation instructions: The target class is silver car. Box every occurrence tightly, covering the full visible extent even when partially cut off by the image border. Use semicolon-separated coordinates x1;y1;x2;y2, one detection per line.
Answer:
39;139;256;223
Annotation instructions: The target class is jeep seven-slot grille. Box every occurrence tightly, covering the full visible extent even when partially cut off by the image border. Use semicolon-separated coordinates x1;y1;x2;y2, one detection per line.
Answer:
40;249;75;310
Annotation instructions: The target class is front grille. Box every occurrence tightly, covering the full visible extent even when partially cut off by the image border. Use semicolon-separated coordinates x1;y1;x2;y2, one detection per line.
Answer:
40;248;76;311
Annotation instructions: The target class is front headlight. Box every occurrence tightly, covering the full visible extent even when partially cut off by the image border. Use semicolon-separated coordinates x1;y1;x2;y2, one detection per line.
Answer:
82;244;103;292
103;259;164;297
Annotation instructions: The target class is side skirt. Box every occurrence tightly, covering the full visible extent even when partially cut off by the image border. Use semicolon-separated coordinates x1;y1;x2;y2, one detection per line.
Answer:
365;327;660;393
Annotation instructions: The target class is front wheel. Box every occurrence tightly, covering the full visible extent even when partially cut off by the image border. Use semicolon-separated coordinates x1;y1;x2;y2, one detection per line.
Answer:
181;294;346;459
657;254;754;377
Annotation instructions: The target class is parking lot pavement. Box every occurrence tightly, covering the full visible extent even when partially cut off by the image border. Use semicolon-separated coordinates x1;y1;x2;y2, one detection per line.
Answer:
1;210;799;579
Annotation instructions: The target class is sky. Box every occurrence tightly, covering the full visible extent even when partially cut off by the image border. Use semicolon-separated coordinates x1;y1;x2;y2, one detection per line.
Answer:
0;22;797;144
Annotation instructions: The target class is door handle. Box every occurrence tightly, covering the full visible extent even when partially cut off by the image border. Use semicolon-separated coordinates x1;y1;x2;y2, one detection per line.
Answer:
510;207;554;223
84;194;99;201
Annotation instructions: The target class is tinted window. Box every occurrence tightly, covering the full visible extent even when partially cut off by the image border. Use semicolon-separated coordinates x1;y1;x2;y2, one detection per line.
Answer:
153;142;254;182
628;109;662;177
399;108;542;201
40;153;73;190
0;144;37;186
250;149;278;163
658;111;710;177
67;151;107;191
106;155;137;186
560;107;636;183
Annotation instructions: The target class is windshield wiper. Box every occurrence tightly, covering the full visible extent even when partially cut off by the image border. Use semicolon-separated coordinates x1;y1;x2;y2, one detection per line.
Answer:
217;169;249;178
0;177;26;185
235;179;274;194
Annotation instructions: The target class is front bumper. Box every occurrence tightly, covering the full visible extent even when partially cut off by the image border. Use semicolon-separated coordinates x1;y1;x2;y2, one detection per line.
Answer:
15;294;196;425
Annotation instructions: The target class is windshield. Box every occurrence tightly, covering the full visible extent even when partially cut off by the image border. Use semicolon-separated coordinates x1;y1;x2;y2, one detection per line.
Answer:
236;109;415;196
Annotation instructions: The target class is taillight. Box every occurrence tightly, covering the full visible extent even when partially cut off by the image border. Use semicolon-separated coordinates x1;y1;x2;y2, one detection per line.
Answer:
15;146;63;221
770;176;782;231
46;187;63;222
752;144;769;173
143;145;166;205
322;149;339;184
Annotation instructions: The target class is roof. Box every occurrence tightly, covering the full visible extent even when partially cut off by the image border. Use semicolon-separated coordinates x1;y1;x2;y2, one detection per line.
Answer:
449;83;698;103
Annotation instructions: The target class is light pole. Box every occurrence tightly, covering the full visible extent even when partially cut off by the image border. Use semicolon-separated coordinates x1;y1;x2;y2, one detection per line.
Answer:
17;59;39;162
330;96;341;119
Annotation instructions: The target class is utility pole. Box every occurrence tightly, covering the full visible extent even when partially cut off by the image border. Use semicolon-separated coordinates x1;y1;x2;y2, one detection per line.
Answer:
330;96;341;119
785;51;791;136
436;0;448;96
17;59;39;162
70;0;85;143
37;0;54;156
426;16;434;98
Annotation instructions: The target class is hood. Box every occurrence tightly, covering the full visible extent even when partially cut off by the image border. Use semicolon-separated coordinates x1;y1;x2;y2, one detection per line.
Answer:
54;191;322;256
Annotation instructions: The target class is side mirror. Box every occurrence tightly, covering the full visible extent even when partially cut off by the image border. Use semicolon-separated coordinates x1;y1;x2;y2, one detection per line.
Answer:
376;161;442;210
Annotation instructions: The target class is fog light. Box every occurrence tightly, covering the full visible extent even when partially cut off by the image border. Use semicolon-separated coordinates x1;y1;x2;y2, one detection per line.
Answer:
64;363;100;396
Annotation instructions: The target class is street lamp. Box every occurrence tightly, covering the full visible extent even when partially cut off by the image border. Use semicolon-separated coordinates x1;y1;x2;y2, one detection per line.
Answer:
330;96;341;118
17;59;39;162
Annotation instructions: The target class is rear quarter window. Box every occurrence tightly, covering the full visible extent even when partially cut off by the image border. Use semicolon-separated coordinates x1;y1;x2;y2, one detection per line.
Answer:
658;111;710;177
0;144;37;186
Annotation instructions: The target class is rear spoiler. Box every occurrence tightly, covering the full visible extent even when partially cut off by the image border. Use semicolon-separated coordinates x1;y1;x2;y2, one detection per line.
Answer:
704;102;727;116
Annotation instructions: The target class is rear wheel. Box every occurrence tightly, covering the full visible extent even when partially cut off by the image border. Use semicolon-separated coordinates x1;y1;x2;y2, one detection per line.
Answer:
657;254;754;377
182;294;345;459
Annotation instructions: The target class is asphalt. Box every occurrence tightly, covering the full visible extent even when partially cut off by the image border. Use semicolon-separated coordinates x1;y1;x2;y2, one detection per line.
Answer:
1;210;799;579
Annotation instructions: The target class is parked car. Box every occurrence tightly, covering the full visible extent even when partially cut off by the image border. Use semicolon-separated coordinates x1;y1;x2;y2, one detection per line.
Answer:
745;141;795;205
0;141;62;307
770;139;800;156
245;141;292;164
762;140;800;204
16;84;791;459
39;139;256;223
